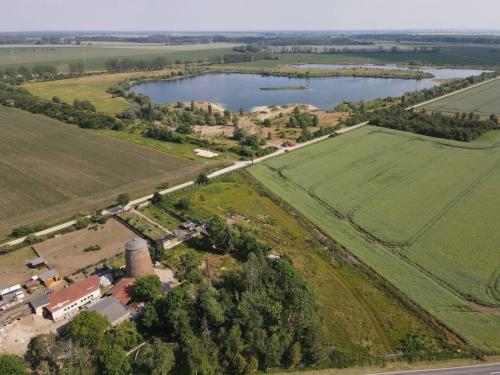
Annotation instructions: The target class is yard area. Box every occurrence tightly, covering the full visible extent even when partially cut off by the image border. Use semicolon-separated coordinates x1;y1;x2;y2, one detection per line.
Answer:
33;218;137;276
0;247;41;290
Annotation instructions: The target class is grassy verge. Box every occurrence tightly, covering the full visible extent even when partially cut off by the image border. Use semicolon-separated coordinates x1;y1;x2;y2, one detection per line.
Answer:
97;128;238;162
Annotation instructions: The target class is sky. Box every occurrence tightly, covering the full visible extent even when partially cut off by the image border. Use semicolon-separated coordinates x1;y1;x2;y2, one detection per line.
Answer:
1;0;499;32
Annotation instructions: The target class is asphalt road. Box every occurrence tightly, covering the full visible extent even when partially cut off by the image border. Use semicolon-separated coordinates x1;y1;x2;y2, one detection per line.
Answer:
370;363;500;375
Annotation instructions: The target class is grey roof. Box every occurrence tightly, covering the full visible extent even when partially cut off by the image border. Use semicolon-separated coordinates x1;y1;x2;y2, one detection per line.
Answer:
125;238;147;251
88;296;129;324
30;293;50;309
26;257;45;266
39;269;59;281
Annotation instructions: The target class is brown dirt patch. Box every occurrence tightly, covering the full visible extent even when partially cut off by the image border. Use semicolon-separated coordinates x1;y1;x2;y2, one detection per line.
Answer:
0;247;43;290
33;218;136;276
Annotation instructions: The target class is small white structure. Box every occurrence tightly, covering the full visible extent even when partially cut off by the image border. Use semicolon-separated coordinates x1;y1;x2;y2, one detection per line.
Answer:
99;274;113;288
194;149;219;158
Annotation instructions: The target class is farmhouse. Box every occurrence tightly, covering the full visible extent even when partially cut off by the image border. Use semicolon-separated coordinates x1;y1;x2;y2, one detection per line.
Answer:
46;275;101;321
88;296;130;326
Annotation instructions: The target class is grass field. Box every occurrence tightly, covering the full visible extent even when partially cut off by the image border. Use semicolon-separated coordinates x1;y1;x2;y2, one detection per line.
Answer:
97;128;238;161
249;126;500;352
158;173;456;357
0;106;211;238
23;69;179;114
33;218;136;276
422;77;500;116
0;43;238;71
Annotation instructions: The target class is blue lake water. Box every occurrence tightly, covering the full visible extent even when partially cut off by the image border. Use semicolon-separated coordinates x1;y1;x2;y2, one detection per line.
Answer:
132;73;441;111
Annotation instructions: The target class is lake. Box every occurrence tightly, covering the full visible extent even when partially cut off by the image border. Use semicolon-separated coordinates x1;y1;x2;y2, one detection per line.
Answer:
132;73;440;111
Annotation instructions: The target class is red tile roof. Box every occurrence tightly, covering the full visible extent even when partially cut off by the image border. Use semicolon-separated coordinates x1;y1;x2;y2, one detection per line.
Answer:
107;277;135;305
47;275;100;314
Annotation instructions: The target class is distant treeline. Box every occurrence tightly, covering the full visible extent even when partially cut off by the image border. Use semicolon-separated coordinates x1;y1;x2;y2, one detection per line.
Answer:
105;56;173;72
0;63;85;84
2;32;500;46
209;51;277;64
355;33;500;45
103;51;276;72
270;45;441;54
0;82;123;130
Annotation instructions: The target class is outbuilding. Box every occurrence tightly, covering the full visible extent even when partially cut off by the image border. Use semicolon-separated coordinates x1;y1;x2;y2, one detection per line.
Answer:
38;269;60;287
30;293;50;316
88;296;130;326
26;256;46;269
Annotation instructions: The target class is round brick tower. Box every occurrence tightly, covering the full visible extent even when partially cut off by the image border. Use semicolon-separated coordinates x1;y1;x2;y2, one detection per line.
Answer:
125;238;154;278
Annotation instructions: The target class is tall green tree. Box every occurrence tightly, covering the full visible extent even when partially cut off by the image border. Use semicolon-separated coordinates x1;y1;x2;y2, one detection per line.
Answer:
134;275;162;302
97;344;131;375
70;311;110;347
133;338;175;375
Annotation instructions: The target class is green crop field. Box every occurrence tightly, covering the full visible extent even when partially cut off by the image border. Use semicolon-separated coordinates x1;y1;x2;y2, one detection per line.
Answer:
422;77;500;116
249;126;500;353
0;106;212;238
0;43;238;71
158;173;453;357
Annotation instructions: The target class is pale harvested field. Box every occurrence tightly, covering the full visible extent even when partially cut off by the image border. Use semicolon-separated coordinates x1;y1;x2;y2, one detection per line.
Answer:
33;218;136;276
0;247;41;290
0;106;211;238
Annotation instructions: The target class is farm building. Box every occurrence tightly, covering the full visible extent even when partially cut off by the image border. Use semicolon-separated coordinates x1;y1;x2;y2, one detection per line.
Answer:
26;256;46;269
38;269;60;287
24;279;40;293
107;277;135;305
0;284;24;307
29;293;50;316
88;296;130;326
45;275;101;321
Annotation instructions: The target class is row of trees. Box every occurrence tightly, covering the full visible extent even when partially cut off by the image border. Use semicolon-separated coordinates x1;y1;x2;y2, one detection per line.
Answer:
105;56;173;72
208;52;277;65
368;107;499;142
0;63;86;84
